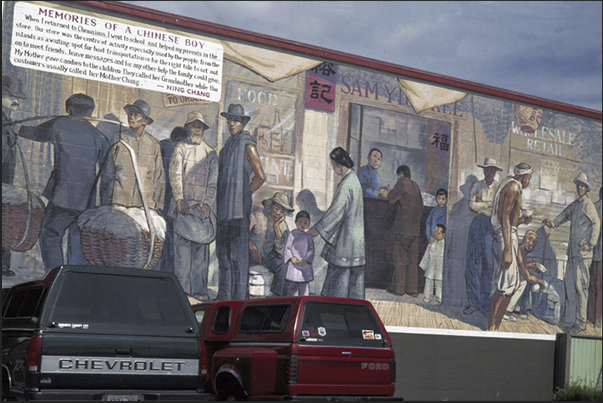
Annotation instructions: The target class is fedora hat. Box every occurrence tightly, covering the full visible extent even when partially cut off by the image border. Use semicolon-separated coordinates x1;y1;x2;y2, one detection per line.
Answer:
220;103;251;123
573;172;591;191
2;74;26;99
262;192;294;213
124;99;153;124
477;157;502;171
184;110;210;130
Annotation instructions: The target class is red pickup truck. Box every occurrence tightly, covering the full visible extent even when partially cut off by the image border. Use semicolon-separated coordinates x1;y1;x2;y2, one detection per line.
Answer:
192;296;398;401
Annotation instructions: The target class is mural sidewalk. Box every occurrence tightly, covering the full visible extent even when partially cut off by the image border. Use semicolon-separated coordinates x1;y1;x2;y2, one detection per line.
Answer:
367;288;602;337
183;285;603;337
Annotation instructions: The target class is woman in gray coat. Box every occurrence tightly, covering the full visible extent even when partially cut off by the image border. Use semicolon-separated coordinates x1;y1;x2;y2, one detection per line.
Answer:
308;147;366;299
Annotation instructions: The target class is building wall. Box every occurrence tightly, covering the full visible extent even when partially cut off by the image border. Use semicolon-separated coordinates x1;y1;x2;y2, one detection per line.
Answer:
2;1;602;341
388;330;557;401
568;335;602;389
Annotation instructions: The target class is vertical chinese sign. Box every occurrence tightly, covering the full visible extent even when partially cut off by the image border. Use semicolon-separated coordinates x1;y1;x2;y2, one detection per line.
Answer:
305;62;337;112
429;125;451;158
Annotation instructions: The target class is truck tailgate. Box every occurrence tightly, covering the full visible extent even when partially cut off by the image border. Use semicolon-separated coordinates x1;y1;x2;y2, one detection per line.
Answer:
297;344;393;395
39;332;201;390
296;300;395;396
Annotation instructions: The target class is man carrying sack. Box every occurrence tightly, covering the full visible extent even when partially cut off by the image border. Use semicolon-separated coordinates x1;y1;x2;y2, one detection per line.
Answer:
170;111;218;302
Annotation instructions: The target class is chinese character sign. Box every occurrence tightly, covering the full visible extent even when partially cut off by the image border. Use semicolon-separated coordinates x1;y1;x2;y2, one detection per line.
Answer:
429;125;451;157
310;62;338;81
305;62;337;112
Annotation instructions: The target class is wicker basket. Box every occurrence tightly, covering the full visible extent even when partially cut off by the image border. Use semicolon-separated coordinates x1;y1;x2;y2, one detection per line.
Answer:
78;205;165;270
2;183;45;252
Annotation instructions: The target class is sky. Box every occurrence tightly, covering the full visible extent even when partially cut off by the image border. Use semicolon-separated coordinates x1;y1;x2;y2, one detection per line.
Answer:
121;1;602;112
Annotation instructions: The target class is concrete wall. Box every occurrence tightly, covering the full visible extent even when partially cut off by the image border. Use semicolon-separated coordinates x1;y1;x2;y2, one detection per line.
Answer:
389;331;557;401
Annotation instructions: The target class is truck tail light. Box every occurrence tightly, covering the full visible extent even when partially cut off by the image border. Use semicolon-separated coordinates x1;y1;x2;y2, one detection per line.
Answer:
198;340;208;376
285;354;298;384
26;334;43;373
390;357;396;387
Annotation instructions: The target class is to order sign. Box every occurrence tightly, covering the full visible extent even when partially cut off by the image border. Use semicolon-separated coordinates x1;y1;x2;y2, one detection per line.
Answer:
10;2;223;102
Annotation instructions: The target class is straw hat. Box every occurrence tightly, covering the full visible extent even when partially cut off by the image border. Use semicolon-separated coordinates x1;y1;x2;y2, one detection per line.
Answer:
184;110;210;130
262;192;294;212
573;172;591;191
477;157;502;171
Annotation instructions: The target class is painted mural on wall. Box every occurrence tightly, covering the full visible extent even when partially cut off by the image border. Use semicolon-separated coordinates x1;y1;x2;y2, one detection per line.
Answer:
2;1;602;336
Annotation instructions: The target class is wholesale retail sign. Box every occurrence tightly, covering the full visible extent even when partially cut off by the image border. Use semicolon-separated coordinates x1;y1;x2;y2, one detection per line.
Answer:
10;1;223;102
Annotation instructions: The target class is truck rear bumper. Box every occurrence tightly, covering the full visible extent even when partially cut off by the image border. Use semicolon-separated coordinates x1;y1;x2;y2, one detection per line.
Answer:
21;389;212;401
285;396;402;401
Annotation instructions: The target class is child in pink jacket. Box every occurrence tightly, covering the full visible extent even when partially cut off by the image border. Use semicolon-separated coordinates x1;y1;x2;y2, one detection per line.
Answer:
284;211;315;296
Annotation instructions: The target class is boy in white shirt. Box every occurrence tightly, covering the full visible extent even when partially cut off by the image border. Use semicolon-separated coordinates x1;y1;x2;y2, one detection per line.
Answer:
421;224;446;304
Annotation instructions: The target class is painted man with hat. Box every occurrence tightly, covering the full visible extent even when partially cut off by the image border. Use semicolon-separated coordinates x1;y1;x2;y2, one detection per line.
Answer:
2;73;28;276
107;99;165;214
216;103;266;300
14;93;114;270
169;111;218;302
488;162;534;331
543;172;600;334
464;157;503;316
249;192;294;297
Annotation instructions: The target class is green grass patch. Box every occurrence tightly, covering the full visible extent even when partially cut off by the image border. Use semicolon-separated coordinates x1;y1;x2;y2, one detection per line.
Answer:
552;382;603;401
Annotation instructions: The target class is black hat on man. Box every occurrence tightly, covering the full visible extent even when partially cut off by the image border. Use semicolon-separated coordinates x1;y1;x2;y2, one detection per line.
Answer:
220;103;251;123
124;99;153;124
2;74;26;99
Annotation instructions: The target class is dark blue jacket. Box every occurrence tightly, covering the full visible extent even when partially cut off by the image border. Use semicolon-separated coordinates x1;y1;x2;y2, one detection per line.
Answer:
20;115;113;211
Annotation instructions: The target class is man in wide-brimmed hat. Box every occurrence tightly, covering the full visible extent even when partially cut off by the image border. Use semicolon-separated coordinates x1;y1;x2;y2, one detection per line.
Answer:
170;110;218;302
249;192;295;297
488;162;534;331
2;74;27;182
2;74;28;276
106;99;165;215
464;157;504;316
216;103;266;300
220;103;251;124
543;172;601;334
124;99;154;125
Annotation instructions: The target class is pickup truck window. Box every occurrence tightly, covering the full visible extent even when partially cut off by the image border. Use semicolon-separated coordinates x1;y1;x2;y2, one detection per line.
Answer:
47;272;193;335
212;305;232;334
239;304;291;333
299;301;386;347
3;286;44;319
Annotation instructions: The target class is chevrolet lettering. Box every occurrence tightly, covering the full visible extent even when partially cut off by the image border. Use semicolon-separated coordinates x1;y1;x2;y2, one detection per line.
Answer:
2;266;211;401
43;357;197;374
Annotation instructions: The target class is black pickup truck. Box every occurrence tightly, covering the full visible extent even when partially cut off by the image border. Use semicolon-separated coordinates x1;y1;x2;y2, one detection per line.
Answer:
2;265;210;401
